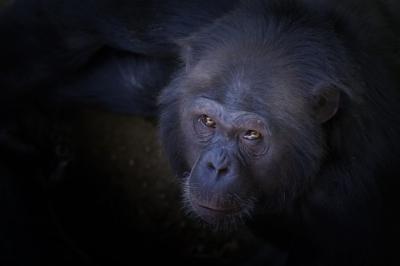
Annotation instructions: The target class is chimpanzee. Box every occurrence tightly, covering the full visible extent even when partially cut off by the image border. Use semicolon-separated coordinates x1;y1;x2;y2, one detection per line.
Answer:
159;0;400;265
1;0;400;265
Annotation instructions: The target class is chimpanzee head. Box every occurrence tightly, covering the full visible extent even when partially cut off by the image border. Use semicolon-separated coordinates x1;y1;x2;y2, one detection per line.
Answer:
159;1;353;229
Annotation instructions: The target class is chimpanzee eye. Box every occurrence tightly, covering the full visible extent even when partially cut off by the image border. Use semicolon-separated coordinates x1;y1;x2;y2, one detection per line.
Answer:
244;130;262;140
200;115;216;128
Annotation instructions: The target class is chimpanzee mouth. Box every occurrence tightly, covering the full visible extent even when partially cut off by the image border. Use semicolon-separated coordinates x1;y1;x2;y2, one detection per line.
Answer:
190;199;243;224
196;203;241;214
186;196;255;231
181;173;256;230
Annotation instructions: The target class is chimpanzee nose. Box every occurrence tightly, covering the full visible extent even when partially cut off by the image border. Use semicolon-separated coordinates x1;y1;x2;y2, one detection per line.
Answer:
206;149;229;177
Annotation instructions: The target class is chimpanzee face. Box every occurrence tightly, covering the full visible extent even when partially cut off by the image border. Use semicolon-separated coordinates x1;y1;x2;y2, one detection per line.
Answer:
160;14;341;229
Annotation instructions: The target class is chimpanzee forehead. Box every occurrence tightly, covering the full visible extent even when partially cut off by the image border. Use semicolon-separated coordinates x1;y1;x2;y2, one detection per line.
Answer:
185;19;339;100
187;58;303;111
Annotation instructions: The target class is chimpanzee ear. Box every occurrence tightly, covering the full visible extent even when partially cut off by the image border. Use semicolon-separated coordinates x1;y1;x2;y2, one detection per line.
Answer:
312;85;341;123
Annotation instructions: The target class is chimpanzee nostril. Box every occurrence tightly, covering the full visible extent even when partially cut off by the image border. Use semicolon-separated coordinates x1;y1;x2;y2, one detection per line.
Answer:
207;162;215;170
217;166;229;176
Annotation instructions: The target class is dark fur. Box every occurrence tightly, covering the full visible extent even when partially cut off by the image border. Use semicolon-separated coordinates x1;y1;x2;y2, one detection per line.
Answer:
0;0;239;107
159;1;400;265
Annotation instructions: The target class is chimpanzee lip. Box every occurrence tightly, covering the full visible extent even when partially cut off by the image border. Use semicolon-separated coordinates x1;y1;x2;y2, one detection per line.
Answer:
195;202;241;214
